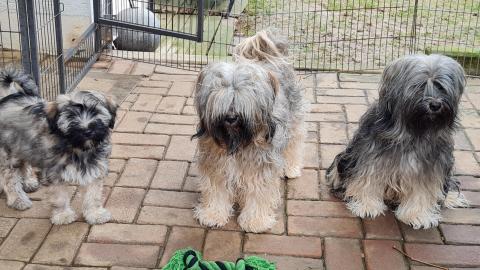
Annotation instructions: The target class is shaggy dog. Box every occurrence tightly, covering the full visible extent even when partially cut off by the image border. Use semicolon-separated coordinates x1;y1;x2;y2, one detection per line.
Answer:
326;54;468;229
192;29;306;232
0;68;117;225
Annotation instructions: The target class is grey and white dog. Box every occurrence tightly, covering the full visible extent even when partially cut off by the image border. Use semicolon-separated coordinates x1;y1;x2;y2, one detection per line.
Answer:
192;29;306;232
326;54;468;229
0;67;117;225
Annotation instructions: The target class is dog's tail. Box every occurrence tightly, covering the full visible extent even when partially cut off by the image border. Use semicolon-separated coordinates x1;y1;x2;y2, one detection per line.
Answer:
0;66;39;98
233;28;289;65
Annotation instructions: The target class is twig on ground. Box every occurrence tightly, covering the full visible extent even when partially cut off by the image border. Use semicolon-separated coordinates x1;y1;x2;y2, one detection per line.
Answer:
392;246;449;270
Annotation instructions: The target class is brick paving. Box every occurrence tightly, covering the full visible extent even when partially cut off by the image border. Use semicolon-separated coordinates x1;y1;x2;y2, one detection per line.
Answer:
0;59;479;269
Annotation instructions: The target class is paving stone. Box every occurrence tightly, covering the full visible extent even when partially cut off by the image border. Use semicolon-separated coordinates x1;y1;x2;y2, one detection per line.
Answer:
304;88;316;103
442;208;480;224
320;144;345;169
363;213;402;240
319;170;342;201
288;216;362;238
463;191;480;207
145;123;196;135
119;101;133;110
460;109;480;128
159;227;205;267
0;200;51;219
88;224;168;245
306;131;318;143
459;175;480;190
410;267;477;270
137;206;199;227
465;129;480;151
23;265;106;270
0;219;51;261
183;176;200;192
116;158;157;188
109;159;126;173
345;104;368;123
124;93;138;103
325;238;364;270
341;82;379;90
339;73;381;83
156;96;186;114
317;88;365;96
310;104;343;113
105;187;145;223
133;87;168;95
115;111;151;133
103;173;119;186
440;224;480;245
404;244;480;267
75;243;159;268
150;160;189;189
169;81;195;96
304;142;319;168
305;113;345;122
287;200;354;217
130;62;155;76
203;231;242;261
244;234;322;258
366;90;379;104
33;222;89;265
112;133;169;146
317;96;367;104
130;94;162;112
110;267;148;270
28;186;76;201
70;188;111;220
0;260;25;270
108;60;135;74
150;74;196;82
138;79;171;88
111;145;164;159
320;122;348;144
0;218;16;238
400;223;443;244
182;105;196;115
252;254;324;270
347;123;359;139
150;114;197;124
454;130;473;151
364;240;408;270
316;73;338;88
165;136;197;161
144;190;198;208
287;169;319;200
154;65;198;75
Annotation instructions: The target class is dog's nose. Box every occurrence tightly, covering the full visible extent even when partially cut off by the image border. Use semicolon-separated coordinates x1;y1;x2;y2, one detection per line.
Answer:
225;115;238;125
428;100;442;112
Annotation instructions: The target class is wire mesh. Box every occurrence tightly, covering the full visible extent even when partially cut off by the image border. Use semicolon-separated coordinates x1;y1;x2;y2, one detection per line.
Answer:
100;0;480;76
0;0;23;68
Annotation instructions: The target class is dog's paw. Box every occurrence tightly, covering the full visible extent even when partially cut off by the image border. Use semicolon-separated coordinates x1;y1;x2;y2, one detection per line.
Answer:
51;209;77;225
284;166;302;179
238;212;276;233
194;205;231;228
443;191;469;209
8;197;33;211
347;199;386;219
22;179;40;193
396;210;440;229
84;208;112;225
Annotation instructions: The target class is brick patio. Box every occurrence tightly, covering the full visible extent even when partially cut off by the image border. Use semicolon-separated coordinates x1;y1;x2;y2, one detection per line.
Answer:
0;59;479;270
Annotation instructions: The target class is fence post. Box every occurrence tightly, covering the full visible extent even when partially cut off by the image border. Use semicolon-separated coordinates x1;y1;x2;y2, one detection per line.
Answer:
196;0;204;42
93;0;101;53
23;0;41;88
17;0;31;74
53;0;66;94
410;0;419;54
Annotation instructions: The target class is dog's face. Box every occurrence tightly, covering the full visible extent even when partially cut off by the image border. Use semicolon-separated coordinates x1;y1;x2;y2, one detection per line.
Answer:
47;90;118;149
378;54;465;134
193;62;279;154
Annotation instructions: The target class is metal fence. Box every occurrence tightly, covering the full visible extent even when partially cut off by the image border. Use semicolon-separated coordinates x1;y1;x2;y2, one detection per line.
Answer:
100;0;479;76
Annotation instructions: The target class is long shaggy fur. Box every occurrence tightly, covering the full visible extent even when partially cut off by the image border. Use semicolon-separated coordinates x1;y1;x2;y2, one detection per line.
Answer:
326;54;468;229
0;70;117;225
193;29;306;232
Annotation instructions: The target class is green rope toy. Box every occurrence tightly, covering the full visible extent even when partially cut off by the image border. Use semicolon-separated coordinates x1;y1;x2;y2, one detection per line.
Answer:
163;248;276;270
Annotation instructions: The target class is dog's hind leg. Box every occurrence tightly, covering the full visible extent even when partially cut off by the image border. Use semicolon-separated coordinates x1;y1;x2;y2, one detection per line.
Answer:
49;183;77;225
82;178;111;225
194;174;234;228
283;121;305;179
21;164;40;193
2;167;32;210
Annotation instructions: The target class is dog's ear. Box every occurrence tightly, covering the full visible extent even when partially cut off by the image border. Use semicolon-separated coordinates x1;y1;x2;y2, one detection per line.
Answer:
104;96;118;129
194;69;206;95
265;116;276;143
191;121;206;140
267;72;280;96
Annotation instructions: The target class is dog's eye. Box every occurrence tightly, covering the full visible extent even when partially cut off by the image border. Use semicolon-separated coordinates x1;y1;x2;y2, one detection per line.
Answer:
434;82;445;92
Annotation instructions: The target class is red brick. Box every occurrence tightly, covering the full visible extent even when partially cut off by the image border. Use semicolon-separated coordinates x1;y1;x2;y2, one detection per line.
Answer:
168;81;195;96
441;208;480;224
440;224;480;245
287;200;354;217
363;213;402;240
131;94;162;112
304;142;319;168
463;191;480;207
116;158;157;188
88;224;167;245
33;222;89;265
453;151;480;175
287;169;319;200
288;216;362;238
75;243;159;268
310;104;342;113
404;244;480;267
0;200;51;219
144;190;198;208
105;187;145;223
203;231;242;261
111;145;164;159
112;133;169;146
345;104;368;123
320;144;345;169
156;96;186;114
306;113;344;122
252;254;324;270
400;223;442;244
364;240;408;270
317;88;365;97
115;111;151;133
145;123;195;135
150;160;188;189
159;227;205;267
320;122;348;144
0;219;51;261
244;234;322;258
325;238;364;270
150;114;197;125
165;136;197;161
459;175;480;190
137;206;199;227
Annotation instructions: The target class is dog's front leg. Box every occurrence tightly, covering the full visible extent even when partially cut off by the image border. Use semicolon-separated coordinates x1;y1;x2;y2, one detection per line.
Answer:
395;185;442;229
2;167;32;210
283;122;305;179
49;183;76;225
82;178;111;225
345;176;387;219
194;174;234;228
237;173;281;233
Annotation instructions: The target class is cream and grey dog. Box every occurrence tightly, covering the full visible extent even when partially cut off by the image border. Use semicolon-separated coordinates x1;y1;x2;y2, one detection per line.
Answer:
326;54;468;229
0;67;117;225
193;29;306;232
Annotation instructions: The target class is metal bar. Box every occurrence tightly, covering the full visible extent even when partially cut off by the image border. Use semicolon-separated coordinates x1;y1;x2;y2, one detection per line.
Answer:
196;0;204;42
17;0;32;74
64;23;97;61
53;0;65;94
93;0;101;53
25;0;40;87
